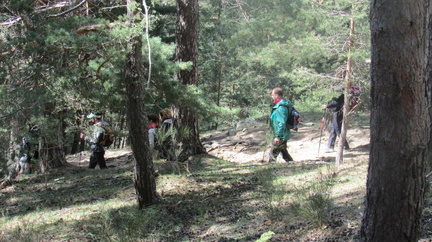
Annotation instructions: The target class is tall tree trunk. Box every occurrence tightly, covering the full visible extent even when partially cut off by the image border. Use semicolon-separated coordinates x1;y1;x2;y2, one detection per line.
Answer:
361;1;429;241
427;0;432;168
5;119;19;179
173;0;206;161
125;0;158;208
336;18;355;166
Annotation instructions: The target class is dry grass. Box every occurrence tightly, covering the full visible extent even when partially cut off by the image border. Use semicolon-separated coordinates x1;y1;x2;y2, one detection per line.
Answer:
0;152;370;241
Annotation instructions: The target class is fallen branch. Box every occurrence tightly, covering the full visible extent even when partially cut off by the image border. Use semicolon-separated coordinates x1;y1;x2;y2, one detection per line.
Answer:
74;23;115;34
47;0;87;18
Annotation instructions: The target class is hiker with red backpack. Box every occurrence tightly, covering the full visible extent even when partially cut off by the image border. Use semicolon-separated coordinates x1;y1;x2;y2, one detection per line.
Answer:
80;113;109;169
269;88;294;163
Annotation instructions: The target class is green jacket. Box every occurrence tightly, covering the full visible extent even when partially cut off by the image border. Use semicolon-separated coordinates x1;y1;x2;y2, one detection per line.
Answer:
270;99;292;141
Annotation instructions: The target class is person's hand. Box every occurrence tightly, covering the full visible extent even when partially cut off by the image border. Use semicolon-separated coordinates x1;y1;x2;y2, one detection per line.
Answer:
80;133;86;139
322;104;327;109
273;138;280;145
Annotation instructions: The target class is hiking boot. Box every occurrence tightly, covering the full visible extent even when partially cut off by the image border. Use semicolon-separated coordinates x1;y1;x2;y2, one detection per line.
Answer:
285;159;293;163
325;148;334;153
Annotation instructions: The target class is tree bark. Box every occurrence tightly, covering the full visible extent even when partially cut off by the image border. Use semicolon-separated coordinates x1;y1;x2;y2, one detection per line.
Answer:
172;0;206;161
125;0;159;208
427;0;432;165
361;1;429;241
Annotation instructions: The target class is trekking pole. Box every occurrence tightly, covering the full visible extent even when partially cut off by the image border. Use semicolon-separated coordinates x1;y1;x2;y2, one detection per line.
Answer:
77;114;85;166
317;109;326;156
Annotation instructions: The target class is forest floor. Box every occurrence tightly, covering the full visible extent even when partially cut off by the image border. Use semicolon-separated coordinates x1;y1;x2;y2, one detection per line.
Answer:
1;118;432;241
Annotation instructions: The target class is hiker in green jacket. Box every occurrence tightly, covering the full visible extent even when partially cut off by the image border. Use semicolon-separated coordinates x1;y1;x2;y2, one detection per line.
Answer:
269;88;294;163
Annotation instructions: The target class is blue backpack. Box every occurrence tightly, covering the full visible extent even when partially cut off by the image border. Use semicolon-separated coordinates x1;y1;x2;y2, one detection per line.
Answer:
286;105;300;130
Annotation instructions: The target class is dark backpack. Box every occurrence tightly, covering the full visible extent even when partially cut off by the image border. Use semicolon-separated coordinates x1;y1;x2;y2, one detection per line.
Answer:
97;124;114;147
286;105;301;130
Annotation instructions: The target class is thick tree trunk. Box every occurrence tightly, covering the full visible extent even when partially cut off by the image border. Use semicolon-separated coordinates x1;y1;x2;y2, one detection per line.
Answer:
361;1;429;241
173;0;206;161
425;6;432;240
172;106;205;161
125;0;158;208
427;0;432;171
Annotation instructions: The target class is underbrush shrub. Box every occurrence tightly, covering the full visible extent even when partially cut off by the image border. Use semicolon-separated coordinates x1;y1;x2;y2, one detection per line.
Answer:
154;126;191;175
257;168;292;220
292;167;335;226
5;219;41;242
91;206;174;241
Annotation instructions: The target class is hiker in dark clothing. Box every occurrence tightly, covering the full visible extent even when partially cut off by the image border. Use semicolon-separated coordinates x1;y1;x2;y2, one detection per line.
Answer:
322;94;350;152
269;88;294;163
158;108;174;160
17;123;40;175
80;113;108;169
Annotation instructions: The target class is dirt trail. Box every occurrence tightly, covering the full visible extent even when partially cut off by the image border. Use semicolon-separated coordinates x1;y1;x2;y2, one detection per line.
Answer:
200;121;370;164
68;121;370;167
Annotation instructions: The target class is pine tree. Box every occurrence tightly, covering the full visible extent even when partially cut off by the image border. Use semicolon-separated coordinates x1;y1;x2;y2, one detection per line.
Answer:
172;0;206;162
361;1;429;240
125;0;159;208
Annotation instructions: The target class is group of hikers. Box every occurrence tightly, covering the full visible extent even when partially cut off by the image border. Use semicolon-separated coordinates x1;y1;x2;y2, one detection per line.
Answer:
269;87;350;163
17;87;350;172
79;108;174;169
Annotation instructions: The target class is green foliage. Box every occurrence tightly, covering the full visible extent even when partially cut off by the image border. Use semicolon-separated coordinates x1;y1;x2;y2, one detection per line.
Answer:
199;0;371;119
154;125;191;173
0;0;185;163
257;231;275;242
